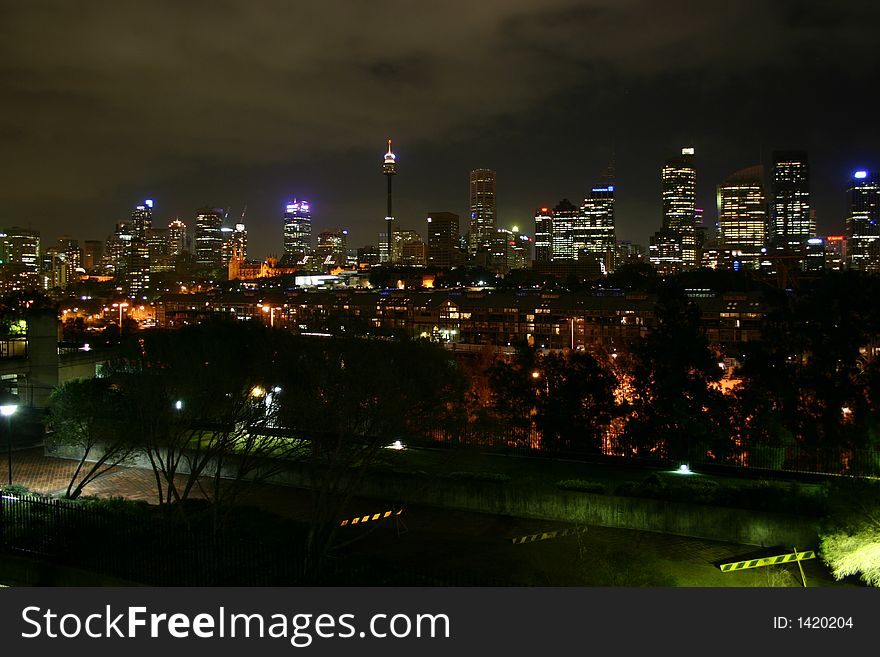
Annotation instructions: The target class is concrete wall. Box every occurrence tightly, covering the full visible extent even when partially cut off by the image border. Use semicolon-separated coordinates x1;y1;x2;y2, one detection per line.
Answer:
268;465;820;548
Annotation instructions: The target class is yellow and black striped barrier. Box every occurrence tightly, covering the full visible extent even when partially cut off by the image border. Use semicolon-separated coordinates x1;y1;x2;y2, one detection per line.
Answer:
509;527;586;545
720;549;815;572
339;508;403;527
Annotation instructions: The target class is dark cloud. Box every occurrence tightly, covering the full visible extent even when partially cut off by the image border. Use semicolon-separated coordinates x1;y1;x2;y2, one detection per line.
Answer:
0;0;878;253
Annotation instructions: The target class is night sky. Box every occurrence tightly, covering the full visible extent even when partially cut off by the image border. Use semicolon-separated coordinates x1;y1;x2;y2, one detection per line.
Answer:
2;0;879;258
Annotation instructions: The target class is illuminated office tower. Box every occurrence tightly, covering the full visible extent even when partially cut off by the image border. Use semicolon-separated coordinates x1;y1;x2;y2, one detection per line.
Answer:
282;199;312;263
649;230;683;276
167;219;187;257
426;212;461;268
316;230;348;266
393;230;425;265
846;170;880;271
195;206;224;268
534;206;552;263
126;239;151;297
661;147;697;269
130;199;154;239
717;166;768;268
0;227;41;290
549;198;578;261
577;183;616;273
468;168;497;257
824;235;846;270
220;223;248;267
53;236;82;281
770;151;812;252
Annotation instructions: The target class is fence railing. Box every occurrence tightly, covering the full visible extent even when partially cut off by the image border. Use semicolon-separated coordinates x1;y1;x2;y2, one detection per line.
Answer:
0;494;505;586
424;423;880;478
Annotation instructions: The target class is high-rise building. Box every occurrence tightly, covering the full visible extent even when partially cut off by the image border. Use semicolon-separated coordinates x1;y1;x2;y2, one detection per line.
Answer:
489;228;531;274
126;238;151;297
534;206;552;263
577;183;616;273
0;227;41;290
468;168;497;257
661;147;697;269
393;230;426;266
616;240;646;266
167;219;187;258
357;245;380;267
316;230;348;267
195;207;224;268
845;170;880;271
82;240;103;271
649;230;683;275
54;236;82;282
382;139;398;264
426;212;461;268
232;223;247;261
717;166;768;268
549;198;579;261
43;248;68;290
282;199;312;264
219;224;248;267
824;235;846;270
770;151;812;252
130;199;154;239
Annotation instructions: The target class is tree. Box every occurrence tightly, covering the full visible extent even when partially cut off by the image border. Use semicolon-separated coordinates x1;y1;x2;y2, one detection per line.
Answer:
532;351;618;454
47;378;136;499
273;336;468;578
106;320;305;517
487;344;539;436
820;481;880;587
624;283;730;461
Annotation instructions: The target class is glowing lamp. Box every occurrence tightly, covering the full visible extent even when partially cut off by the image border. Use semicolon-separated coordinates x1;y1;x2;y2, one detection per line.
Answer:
854;171;868;179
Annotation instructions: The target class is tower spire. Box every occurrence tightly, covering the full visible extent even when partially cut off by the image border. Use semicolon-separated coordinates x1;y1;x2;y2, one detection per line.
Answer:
382;137;398;264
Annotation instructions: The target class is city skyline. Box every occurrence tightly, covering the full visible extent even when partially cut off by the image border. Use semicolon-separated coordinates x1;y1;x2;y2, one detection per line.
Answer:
2;1;879;258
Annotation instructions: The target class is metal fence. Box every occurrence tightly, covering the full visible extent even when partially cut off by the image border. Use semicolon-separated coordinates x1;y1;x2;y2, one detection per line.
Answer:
425;423;880;478
0;494;504;586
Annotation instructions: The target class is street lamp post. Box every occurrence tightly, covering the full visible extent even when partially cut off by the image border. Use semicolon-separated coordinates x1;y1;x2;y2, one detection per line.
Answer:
1;399;19;486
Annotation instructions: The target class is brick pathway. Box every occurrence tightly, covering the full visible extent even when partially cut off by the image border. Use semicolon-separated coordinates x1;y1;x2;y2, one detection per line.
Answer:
1;447;196;502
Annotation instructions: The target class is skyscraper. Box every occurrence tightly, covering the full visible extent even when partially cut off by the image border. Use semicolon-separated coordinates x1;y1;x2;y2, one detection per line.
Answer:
534;206;552;263
549;198;578;261
717;166;768;268
846;170;880;271
130;199;153;240
426;212;461;268
661;147;697;269
316;229;348;267
468;168;496;257
382;138;397;264
577;183;616;273
770;151;812;252
167;219;187;257
282;199;312;264
0;227;41;291
195;207;224;268
82;240;103;271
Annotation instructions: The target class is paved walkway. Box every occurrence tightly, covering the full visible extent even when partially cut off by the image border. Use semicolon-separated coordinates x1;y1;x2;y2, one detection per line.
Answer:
2;448;167;501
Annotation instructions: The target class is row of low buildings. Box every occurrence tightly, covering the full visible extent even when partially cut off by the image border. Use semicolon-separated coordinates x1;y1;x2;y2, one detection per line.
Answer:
154;288;765;355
